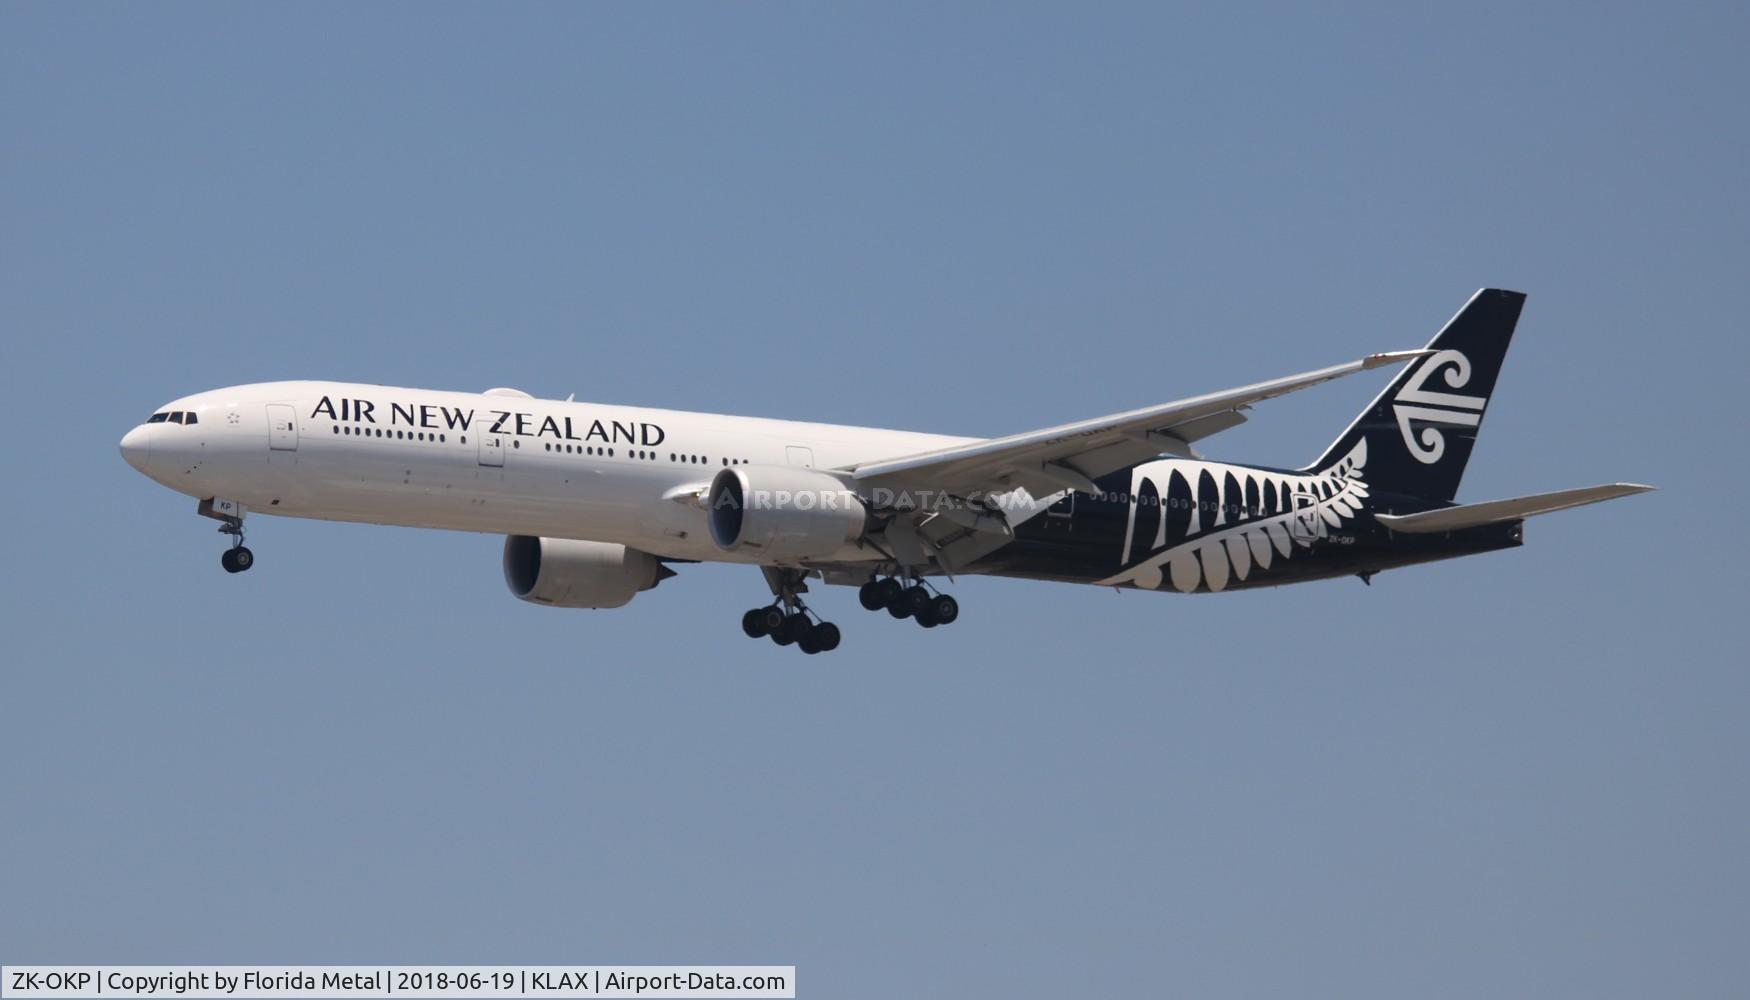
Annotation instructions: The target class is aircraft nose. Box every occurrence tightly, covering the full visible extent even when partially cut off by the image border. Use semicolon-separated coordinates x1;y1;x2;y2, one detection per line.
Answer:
120;424;154;473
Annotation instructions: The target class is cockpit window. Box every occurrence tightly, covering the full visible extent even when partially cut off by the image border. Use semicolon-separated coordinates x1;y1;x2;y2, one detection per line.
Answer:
183;411;198;425
147;412;169;423
170;412;185;424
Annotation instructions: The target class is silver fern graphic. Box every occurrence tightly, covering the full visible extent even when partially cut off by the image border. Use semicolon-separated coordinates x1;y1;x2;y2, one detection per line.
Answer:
1098;440;1369;593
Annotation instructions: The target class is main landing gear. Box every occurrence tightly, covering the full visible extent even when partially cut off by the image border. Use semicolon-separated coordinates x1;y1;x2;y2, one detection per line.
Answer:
858;576;959;628
740;606;841;654
741;568;841;655
738;569;960;652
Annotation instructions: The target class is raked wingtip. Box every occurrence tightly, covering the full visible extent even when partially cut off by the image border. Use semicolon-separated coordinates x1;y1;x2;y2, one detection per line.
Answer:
1362;348;1436;369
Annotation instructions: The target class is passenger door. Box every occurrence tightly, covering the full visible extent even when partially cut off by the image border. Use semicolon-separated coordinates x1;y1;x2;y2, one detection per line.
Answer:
1291;487;1321;544
478;427;506;467
1043;491;1075;532
267;404;298;451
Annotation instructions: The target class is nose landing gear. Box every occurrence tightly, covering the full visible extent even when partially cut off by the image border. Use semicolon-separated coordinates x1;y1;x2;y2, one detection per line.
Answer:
217;517;254;573
200;497;254;574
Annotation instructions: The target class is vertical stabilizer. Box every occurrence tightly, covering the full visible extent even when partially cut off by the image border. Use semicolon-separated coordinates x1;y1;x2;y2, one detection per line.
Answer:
1306;288;1525;502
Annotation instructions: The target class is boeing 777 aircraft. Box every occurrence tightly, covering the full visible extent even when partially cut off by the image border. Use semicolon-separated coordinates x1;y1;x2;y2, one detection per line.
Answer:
120;289;1650;653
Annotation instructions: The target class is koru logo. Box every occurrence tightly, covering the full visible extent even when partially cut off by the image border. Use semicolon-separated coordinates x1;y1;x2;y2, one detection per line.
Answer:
1392;350;1485;464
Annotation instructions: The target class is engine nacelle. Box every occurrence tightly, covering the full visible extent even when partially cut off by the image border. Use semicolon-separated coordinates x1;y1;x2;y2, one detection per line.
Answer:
502;536;670;609
707;465;868;562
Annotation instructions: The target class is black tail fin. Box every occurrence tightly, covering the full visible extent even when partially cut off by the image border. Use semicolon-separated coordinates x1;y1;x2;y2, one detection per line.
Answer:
1306;288;1525;503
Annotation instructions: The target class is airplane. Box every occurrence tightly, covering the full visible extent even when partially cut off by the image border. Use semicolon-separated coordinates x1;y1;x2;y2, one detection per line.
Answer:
119;289;1651;653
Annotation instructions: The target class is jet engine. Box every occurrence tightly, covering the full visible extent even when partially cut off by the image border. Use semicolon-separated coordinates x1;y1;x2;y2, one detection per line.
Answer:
502;536;672;609
707;465;868;562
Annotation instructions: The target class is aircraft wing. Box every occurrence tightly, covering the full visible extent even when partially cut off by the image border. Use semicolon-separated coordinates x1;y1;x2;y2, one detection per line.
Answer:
845;349;1429;499
1374;483;1655;533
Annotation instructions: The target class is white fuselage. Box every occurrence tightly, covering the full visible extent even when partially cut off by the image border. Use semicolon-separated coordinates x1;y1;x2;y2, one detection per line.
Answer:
119;381;975;565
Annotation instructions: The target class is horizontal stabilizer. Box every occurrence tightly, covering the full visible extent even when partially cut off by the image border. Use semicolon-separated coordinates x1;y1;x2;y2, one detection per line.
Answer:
1376;483;1655;533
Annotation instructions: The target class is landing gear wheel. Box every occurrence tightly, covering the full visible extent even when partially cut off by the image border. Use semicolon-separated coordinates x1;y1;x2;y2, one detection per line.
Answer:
928;593;958;625
771;627;796;647
915;606;940;628
901;584;932;617
742;608;771;638
810;622;841;652
861;577;905;612
876;578;903;608
798;635;822;655
782;612;813;644
221;547;254;573
886;602;912;620
858;580;886;611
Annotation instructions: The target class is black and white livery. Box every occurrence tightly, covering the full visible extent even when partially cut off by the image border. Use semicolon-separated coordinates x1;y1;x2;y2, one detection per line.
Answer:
120;290;1651;653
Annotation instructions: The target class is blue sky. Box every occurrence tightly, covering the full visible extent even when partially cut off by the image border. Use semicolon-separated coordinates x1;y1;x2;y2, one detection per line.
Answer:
2;4;1745;997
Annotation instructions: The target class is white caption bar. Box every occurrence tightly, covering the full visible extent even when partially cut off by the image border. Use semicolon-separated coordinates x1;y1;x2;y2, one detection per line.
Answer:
1;967;794;999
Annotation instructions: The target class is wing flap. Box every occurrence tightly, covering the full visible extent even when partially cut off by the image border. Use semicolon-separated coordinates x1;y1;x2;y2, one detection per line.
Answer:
1375;483;1654;533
